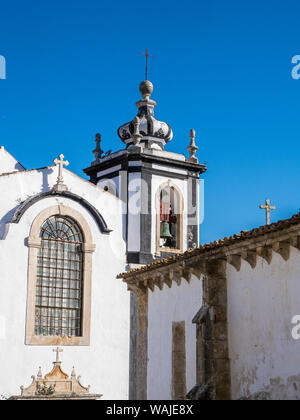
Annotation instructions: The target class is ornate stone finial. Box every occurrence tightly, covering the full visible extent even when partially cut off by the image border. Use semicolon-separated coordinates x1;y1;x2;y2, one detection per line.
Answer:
118;80;173;150
92;133;103;165
53;347;63;364
131;116;143;147
52;154;69;192
37;367;43;379
186;129;199;163
259;198;276;225
14;348;103;400
139;80;153;100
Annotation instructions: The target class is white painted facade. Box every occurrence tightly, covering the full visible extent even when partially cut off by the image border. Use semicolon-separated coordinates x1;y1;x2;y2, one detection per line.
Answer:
227;248;300;400
0;146;24;174
127;172;142;253
147;275;203;400
144;243;300;400
0;163;130;399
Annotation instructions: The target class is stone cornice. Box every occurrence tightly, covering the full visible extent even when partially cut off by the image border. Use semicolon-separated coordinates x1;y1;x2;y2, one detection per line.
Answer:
120;219;300;293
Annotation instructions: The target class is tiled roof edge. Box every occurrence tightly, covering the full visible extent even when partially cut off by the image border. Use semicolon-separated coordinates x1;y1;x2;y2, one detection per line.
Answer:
118;212;300;279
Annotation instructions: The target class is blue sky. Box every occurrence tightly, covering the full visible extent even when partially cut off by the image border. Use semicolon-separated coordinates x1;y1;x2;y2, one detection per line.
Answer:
0;0;300;244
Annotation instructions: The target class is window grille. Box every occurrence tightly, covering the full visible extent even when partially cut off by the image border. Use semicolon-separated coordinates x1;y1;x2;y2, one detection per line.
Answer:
34;216;83;337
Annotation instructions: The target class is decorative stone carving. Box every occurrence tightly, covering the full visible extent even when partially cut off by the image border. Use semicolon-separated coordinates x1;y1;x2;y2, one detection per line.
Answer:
241;249;257;269
117;80;173;150
11;348;102;400
92;133;104;165
52;154;69;192
290;236;300;251
186;129;199;163
256;246;273;264
131;116;143;147
272;240;290;261
227;254;242;271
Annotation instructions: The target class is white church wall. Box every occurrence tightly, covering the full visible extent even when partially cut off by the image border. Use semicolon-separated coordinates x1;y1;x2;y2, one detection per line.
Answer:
0;146;24;174
147;275;203;400
227;249;300;400
97;175;119;198
0;168;130;399
127;172;141;253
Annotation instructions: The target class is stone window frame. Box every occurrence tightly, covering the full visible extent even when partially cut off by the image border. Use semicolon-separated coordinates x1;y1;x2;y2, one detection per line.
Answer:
156;181;184;256
25;205;96;346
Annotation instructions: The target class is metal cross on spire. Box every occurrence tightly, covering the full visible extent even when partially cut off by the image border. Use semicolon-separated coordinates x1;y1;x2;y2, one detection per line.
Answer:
259;198;276;225
141;48;153;81
53;347;63;364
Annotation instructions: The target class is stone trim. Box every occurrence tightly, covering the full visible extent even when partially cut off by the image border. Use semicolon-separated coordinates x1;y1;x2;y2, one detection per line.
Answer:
84;151;207;179
203;259;231;400
172;321;187;400
25;205;96;346
127;284;148;400
155;181;184;257
11;190;112;234
119;220;300;281
124;258;231;400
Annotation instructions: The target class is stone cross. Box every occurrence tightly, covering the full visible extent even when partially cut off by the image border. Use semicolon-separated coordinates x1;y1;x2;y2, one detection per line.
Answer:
52;154;69;192
259;198;276;225
53;347;63;363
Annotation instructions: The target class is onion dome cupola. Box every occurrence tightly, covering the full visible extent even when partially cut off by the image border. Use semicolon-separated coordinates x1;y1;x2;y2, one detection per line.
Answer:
117;80;173;150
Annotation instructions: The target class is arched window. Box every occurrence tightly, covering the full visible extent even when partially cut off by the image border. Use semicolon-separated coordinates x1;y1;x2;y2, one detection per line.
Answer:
35;216;84;337
157;184;183;253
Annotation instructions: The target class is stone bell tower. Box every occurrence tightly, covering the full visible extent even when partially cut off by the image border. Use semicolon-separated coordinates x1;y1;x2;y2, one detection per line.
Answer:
84;80;207;265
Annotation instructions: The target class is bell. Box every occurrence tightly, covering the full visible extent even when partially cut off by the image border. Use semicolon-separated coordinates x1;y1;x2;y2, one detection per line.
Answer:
160;221;173;239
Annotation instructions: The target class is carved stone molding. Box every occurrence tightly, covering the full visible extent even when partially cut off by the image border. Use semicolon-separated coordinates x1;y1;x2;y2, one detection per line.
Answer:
256;246;273;264
241;249;257;269
290;236;300;251
26;205;95;346
11;350;102;400
272;240;290;261
227;254;242;271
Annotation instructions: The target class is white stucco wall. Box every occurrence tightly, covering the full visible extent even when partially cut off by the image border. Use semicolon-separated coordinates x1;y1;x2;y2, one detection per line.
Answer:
147;275;203;400
0;146;24;174
227;249;300;400
0;167;130;399
127;172;141;253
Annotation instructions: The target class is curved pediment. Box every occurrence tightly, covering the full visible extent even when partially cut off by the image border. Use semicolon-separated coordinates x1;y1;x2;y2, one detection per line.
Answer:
10;190;112;234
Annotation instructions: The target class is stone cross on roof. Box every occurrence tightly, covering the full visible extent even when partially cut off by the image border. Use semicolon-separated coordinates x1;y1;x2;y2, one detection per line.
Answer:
52;154;69;192
14;348;102;400
53;347;63;364
259;198;276;225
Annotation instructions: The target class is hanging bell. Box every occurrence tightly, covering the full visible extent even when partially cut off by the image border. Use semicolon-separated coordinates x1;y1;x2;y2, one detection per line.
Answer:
160;221;173;239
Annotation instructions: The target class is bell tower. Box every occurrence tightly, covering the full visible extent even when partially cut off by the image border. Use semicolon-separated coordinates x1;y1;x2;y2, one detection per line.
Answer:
84;80;207;265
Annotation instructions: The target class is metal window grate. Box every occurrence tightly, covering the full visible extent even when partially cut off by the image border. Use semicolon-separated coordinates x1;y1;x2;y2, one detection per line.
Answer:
35;216;84;337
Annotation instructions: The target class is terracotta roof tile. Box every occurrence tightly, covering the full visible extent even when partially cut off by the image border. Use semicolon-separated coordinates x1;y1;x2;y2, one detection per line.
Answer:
118;212;300;279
